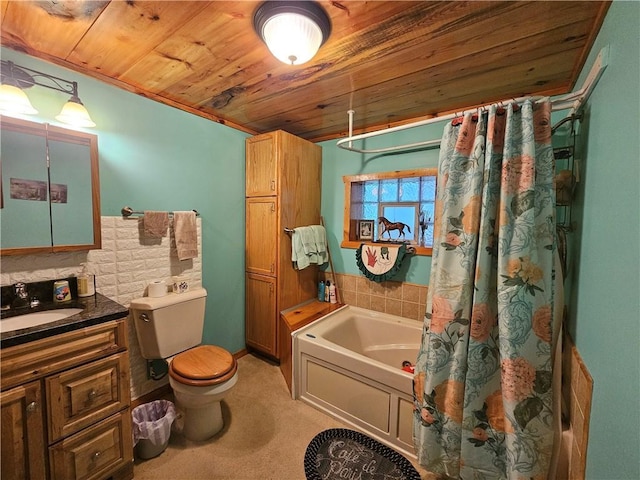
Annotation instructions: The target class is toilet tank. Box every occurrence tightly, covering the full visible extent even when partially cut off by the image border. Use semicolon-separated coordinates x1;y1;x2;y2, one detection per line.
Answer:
130;287;207;359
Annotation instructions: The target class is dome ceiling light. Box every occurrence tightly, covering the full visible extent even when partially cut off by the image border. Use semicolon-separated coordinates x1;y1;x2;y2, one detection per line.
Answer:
253;1;331;66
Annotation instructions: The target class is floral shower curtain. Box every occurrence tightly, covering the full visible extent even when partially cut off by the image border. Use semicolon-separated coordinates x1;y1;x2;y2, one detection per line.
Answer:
413;100;557;479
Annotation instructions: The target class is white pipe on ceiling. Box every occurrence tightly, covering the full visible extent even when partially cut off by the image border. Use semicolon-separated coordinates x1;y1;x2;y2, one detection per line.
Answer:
337;46;609;155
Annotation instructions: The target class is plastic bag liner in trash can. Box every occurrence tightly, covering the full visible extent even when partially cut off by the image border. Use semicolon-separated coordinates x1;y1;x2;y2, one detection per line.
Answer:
132;400;176;459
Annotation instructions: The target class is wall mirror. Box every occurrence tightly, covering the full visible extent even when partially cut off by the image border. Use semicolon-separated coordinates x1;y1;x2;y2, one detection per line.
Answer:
0;115;101;255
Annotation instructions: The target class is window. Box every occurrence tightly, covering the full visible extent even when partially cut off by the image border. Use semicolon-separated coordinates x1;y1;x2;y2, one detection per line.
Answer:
342;168;437;256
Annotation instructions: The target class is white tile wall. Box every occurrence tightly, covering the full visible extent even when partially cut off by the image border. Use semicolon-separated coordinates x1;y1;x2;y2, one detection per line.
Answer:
1;216;203;399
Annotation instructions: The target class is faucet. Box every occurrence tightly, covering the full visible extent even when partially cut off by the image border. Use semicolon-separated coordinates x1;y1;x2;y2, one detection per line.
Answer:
11;282;29;308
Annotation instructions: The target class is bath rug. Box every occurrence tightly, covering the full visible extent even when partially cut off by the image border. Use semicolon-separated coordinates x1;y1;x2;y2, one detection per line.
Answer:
304;428;421;480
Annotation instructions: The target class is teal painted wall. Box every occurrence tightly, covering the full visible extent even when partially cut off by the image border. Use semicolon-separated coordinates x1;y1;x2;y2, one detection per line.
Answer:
1;47;249;354
319;122;443;285
4;4;638;475
566;2;640;478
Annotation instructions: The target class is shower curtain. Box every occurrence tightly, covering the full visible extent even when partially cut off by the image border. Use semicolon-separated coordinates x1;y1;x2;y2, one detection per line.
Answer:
413;99;557;479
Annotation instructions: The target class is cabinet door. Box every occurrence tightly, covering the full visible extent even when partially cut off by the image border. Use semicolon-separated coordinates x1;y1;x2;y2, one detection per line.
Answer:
0;123;51;250
246;197;278;276
1;381;47;480
245;273;278;358
246;133;277;196
0;115;101;256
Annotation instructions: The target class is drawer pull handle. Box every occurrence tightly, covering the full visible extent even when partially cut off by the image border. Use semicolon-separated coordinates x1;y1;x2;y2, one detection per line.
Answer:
92;451;102;462
26;401;37;412
88;389;97;401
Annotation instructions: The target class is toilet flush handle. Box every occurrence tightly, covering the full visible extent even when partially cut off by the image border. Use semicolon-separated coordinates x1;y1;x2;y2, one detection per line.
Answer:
139;312;150;322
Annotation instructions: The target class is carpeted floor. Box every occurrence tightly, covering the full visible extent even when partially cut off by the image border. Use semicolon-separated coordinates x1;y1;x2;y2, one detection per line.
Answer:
133;354;427;480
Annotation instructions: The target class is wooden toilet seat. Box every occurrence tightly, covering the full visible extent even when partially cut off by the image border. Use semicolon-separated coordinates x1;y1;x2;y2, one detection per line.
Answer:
169;345;237;387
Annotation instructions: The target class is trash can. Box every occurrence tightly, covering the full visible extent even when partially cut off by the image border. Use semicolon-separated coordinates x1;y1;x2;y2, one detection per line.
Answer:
132;399;177;459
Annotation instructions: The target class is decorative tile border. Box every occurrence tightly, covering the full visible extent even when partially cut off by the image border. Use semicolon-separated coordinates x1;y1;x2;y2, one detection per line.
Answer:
562;331;594;480
319;272;428;323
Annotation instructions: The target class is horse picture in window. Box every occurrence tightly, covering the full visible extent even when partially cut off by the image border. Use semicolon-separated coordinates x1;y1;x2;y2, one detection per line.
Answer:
377;202;419;244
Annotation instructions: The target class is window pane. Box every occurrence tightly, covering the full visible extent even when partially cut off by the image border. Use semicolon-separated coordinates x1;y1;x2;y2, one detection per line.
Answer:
363;203;378;220
381;205;415;224
351;202;364;219
400;177;419;201
351;182;364;202
419;205;435;247
421;176;436;201
420;204;435;222
363;181;378;202
423;227;434;247
380;179;398;202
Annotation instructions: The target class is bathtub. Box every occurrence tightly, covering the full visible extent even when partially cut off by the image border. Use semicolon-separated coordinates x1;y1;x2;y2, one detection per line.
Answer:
292;305;422;458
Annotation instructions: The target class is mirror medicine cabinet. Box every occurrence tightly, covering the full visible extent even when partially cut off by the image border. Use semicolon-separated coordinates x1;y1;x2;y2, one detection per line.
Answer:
0;115;101;255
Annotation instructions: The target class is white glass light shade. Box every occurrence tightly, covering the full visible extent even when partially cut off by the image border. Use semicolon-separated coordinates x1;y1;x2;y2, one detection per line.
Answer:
0;83;38;115
262;12;323;65
55;98;96;128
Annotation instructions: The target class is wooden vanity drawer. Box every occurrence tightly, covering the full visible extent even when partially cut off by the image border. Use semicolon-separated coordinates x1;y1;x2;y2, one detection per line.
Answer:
49;409;133;480
1;319;127;390
46;352;130;442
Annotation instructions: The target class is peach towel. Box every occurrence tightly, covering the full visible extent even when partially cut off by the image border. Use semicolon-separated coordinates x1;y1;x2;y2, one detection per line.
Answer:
173;211;198;260
143;211;169;237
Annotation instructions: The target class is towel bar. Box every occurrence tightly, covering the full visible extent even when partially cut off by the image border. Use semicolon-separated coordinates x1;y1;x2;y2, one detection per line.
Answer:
121;206;199;217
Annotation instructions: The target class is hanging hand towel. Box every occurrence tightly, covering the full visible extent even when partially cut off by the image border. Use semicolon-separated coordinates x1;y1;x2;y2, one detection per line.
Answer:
355;243;407;282
310;225;328;265
291;227;311;270
173;211;198;261
291;225;328;269
299;226;317;258
143;211;169;237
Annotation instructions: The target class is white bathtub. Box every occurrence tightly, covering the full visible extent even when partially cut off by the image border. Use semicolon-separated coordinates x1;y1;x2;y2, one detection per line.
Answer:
293;305;422;458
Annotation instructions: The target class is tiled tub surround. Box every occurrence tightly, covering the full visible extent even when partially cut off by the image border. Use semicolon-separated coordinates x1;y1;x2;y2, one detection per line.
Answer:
0;216;202;400
562;331;594;479
320;272;428;323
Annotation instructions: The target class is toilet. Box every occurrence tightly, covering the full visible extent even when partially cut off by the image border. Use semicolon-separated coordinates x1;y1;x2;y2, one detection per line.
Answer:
130;288;238;441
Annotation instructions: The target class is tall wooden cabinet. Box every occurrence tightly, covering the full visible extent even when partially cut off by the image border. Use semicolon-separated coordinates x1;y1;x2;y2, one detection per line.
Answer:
245;130;322;360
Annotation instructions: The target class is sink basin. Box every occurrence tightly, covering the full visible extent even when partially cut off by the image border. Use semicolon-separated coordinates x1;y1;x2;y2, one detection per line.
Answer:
0;308;84;333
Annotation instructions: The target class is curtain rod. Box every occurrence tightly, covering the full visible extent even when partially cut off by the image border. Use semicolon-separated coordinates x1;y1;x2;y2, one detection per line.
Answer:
337;46;609;155
121;206;199;217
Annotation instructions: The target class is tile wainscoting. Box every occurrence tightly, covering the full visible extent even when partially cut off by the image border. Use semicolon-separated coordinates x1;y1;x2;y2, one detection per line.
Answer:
320;272;428;323
1;216;202;400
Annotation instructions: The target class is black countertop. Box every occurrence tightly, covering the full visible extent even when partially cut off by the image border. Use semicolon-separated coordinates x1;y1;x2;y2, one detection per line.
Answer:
1;293;129;348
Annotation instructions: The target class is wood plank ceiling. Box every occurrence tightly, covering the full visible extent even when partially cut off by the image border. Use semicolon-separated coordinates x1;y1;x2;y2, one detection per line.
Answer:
0;1;610;142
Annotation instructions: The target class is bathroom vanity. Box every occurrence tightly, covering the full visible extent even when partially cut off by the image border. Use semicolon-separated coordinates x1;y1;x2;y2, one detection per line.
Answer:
0;294;133;480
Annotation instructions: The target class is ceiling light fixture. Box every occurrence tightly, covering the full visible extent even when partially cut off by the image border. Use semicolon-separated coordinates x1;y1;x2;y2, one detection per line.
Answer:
0;60;96;128
253;1;331;66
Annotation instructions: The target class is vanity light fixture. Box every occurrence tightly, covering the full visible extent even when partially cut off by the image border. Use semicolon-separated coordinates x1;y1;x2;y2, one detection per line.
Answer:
0;60;96;128
253;1;331;66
